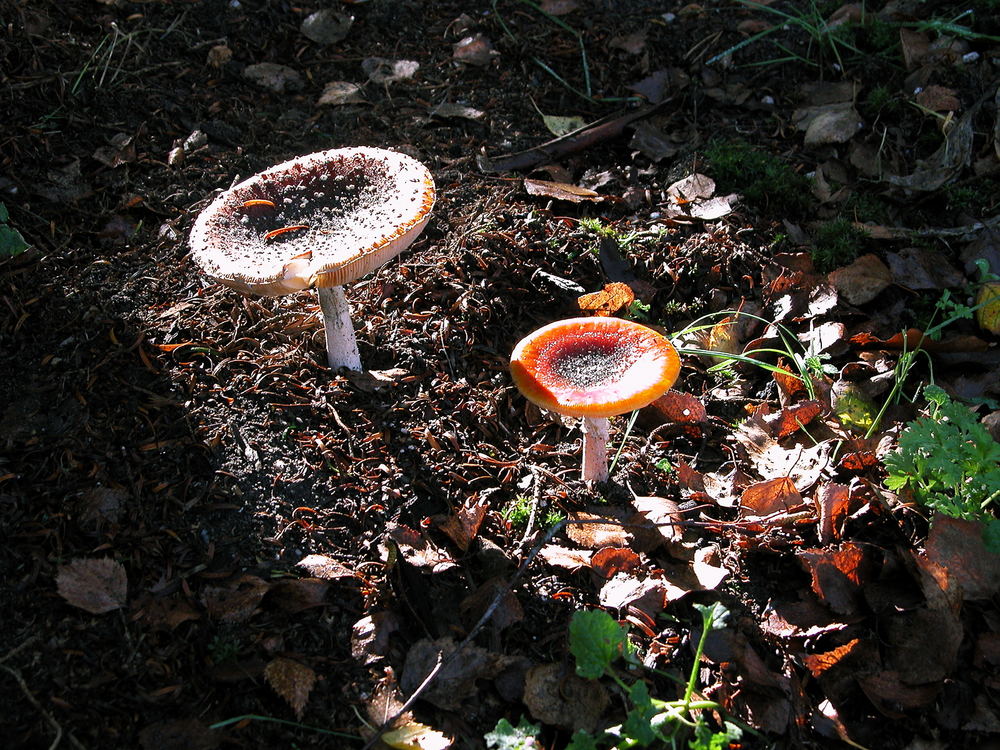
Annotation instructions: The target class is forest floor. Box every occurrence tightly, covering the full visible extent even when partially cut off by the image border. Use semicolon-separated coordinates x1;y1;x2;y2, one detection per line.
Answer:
3;1;1000;748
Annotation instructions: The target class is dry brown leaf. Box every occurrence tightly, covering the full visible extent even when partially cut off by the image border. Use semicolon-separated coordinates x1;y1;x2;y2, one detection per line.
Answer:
387;523;458;572
433;497;488;552
352;611;401;664
524;178;605;203
265;578;330;613
827;253;892;304
566;510;631;549
133;594;201;630
802;638;864;678
538;543;592;571
296;553;357;580
56;558;128;615
763;400;824;439
202;575;270;623
459;577;524;631
400;637;508;711
577;282;634;316
265;657;316;718
915;85;960;112
857;670;940;718
591;547;642;579
815;482;850;544
740;477;802;519
923;516;1000;601
797;543;867;615
523;663;609;732
733;418;831;487
631;493;684;545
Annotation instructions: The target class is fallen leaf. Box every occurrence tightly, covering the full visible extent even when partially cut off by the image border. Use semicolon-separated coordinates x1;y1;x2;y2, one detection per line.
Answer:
795;102;863;146
296;553;356;580
56;558;128;615
352;611;400;664
433;497;488;552
133;593;201;630
802;638;864;678
590;547;642;579
923;516;1000;601
400;637;508;710
317;81;366;106
524;178;604;203
815;482;850;544
885;104;976;192
740;477;802;519
885;247;964;290
610;29;646;55
857;670;940;717
265;578;330;613
763;400;824;439
538;543;592;571
523;663;609;732
577;282;634;316
827;253;892;304
362;57;419;85
650;390;707;437
915;84;960;113
452;34;495;66
387;524;458;572
242;62;302;93
429;102;485;121
460;577;524;631
264;657;316;719
300;9;353;45
202;575;269;623
797;544;867;615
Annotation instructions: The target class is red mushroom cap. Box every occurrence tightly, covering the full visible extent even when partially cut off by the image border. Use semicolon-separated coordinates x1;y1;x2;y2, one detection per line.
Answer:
510;317;680;419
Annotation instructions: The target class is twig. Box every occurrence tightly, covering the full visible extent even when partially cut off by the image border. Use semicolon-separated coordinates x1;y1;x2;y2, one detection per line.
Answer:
479;101;671;173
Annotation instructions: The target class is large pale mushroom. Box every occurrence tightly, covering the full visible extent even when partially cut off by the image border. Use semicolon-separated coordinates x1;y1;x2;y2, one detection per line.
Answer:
189;147;435;371
510;317;680;482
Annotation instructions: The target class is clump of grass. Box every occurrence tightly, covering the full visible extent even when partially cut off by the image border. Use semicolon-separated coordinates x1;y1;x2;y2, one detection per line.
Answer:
811;217;867;271
703;139;812;215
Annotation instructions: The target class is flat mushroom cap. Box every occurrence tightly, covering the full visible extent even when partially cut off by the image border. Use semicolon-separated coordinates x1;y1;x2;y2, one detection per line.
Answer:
510;317;680;419
189;147;435;296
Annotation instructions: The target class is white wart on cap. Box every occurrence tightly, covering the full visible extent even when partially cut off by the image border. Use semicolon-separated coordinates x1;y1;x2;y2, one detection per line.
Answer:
189;147;435;371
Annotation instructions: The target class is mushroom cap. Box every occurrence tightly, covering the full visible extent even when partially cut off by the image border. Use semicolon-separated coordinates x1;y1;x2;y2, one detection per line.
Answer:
510;317;680;419
189;147;435;296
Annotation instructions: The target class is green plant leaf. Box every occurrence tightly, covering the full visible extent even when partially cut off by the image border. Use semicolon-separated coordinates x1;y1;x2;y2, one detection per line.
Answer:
484;717;541;750
569;609;628;679
565;730;600;750
0;224;28;258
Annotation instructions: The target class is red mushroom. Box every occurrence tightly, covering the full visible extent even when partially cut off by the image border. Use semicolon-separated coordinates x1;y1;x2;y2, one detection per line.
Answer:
189;147;435;371
510;317;680;482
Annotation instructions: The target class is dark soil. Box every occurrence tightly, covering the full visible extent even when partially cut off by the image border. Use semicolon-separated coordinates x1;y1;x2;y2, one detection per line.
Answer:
3;1;1000;749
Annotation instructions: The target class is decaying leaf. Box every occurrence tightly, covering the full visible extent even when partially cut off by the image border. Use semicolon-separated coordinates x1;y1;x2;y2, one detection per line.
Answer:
524;178;604;203
202;575;270;623
590;547;642;579
827;253;892;304
296;553;357;580
56;558;128;615
317;81;366;106
400;637;509;710
387;523;458;572
740;477;803;519
362;57;419;84
352;611;401;664
798;544;867;616
265;578;330;613
538;543;592;571
264;657;317;718
522;663;609;733
433;497;488;552
650;390;707;437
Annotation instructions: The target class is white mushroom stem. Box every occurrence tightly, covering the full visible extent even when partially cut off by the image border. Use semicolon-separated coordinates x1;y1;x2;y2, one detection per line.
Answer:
317;285;362;371
581;416;611;483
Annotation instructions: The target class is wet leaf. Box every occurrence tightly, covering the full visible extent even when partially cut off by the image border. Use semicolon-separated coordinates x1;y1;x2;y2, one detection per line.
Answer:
264;657;316;719
56;558;128;615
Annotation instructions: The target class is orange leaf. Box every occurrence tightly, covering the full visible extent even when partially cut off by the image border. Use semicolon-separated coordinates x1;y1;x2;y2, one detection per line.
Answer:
577;282;635;316
740;477;801;518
